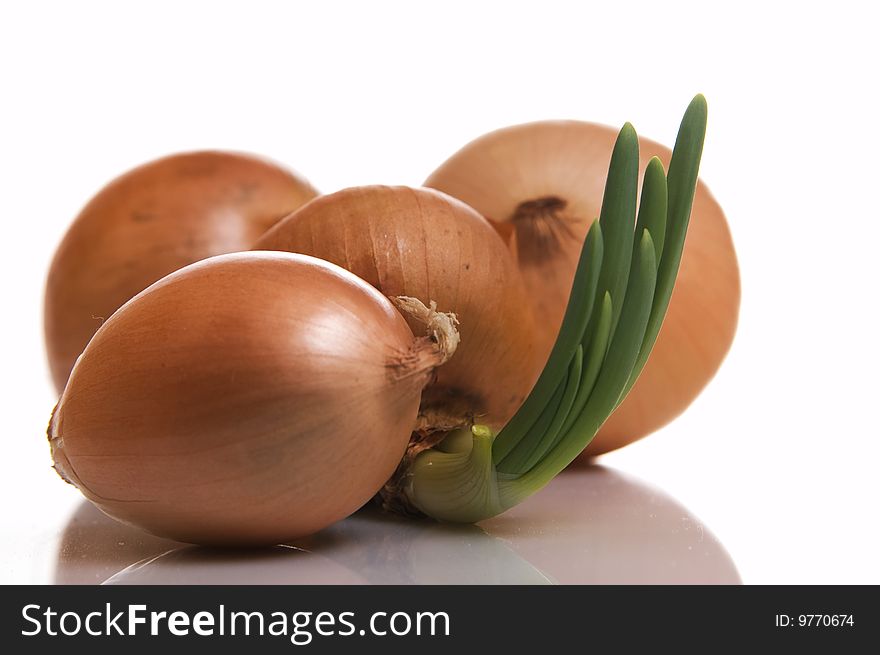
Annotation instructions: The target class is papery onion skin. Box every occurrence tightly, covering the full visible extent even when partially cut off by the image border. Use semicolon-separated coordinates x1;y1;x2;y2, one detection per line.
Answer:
44;151;318;393
49;252;435;546
425;122;740;455
254;185;542;432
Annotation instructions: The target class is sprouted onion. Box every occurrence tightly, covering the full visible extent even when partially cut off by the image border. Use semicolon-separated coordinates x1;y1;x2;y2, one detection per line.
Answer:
48;97;708;540
395;96;708;521
426;98;738;456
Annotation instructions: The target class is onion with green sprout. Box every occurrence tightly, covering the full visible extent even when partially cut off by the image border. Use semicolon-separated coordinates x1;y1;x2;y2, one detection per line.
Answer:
395;96;708;522
46;96;713;543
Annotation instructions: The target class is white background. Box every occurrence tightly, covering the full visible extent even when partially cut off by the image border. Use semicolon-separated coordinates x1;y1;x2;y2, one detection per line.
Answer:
1;0;878;584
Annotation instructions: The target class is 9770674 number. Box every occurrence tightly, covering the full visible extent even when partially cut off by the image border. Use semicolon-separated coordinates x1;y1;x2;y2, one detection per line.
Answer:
775;614;854;627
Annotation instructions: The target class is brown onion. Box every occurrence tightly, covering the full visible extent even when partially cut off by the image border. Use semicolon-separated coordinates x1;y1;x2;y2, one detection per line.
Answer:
49;252;454;546
254;185;542;434
425;122;740;455
44;150;318;393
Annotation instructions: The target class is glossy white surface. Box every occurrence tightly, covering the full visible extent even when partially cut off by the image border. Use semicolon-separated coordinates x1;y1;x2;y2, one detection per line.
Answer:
50;468;737;585
2;1;879;585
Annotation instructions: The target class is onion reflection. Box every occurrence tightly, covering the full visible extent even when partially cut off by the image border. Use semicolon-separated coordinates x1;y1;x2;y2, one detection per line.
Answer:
481;467;740;584
103;546;365;585
55;465;738;584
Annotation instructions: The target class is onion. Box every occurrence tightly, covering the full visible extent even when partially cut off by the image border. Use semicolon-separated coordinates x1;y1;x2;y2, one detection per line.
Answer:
48;252;456;546
44;150;318;393
254;185;542;435
426;116;739;455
